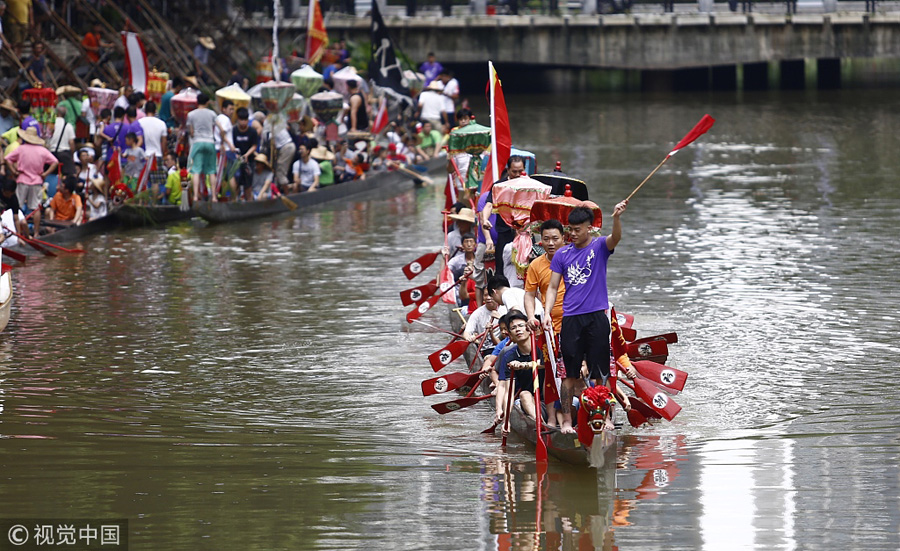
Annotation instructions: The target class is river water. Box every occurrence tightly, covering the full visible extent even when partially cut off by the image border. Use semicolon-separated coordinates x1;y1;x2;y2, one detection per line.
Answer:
2;90;899;550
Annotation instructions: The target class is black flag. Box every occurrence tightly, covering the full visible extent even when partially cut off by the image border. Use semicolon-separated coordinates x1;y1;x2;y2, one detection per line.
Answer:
370;1;409;96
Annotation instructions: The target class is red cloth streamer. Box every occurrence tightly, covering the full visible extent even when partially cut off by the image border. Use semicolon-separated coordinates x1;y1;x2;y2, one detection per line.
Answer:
668;114;715;157
121;32;149;93
481;61;511;194
306;0;329;65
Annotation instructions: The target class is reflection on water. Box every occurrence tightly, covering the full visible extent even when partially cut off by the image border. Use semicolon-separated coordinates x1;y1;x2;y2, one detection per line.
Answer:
2;90;900;549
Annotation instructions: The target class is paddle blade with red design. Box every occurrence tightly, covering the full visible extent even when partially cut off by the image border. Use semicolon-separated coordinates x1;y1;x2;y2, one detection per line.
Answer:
627;339;669;362
406;293;442;323
428;339;471;372
627;407;648;428
421;371;482;396
1;247;27;264
620;326;637;342
614;311;635;328
400;279;438;306
402;251;440;280
631;332;678;346
668;114;716;158
431;394;492;414
630;377;681;421
633;360;688;393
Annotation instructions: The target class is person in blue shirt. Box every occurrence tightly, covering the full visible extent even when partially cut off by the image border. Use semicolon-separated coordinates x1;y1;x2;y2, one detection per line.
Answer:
419;52;443;86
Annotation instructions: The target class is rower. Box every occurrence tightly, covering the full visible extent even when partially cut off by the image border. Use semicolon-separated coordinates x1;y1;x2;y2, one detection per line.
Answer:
487;274;542;319
496;311;545;423
542;201;628;435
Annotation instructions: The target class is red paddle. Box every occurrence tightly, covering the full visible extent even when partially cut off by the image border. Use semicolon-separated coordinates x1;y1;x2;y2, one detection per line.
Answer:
405;278;463;323
1;247;27;264
402;251;440;280
620;326;637;342
531;333;548;463
625;114;716;201
10;230;83;254
621;378;681;421
631;332;678;346
431;393;492;414
9;232;56;257
421;371;482;396
632;360;688;393
400;279;438;306
626;339;668;361
428;338;473;372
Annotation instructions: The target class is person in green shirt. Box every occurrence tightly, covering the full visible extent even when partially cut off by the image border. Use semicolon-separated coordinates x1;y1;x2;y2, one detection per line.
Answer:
416;121;443;159
56;86;83;127
163;152;182;205
311;146;336;186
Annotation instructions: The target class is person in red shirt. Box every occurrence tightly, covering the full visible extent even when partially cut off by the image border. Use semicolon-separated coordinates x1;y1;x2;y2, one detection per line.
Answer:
81;23;112;64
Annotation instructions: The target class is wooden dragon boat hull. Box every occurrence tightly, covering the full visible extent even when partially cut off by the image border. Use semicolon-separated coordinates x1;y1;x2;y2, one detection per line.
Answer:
7;213;119;256
195;158;445;224
508;403;618;468
0;271;11;333
113;204;194;227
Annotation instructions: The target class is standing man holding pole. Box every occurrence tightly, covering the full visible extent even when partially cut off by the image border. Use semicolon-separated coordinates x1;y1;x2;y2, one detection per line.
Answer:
542;201;627;434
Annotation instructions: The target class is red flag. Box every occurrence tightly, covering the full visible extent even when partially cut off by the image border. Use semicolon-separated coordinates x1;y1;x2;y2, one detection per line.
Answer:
481;61;511;194
443;174;456;211
370;97;389;135
306;0;329;66
668;114;715;157
136;155;155;193
107;149;122;186
121;32;149;93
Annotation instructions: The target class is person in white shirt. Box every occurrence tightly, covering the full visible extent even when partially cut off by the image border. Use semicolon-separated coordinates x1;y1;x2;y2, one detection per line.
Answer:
417;80;445;131
137;101;168;201
86;176;108;220
438;70;460;128
291;143;320;193
48;105;76;176
487;274;542;318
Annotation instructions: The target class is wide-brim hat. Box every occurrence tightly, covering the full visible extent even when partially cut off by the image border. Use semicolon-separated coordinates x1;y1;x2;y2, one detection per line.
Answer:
449;207;476;224
310;146;335;161
0;98;17;113
425;80;444;92
55;84;82;96
89;78;106;89
90;175;107;193
184;76;200;89
17;127;45;145
253;153;271;168
198;36;216;50
78;145;96;159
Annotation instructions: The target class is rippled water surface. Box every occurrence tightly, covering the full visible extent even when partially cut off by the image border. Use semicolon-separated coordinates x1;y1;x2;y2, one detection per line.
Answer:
2;90;899;550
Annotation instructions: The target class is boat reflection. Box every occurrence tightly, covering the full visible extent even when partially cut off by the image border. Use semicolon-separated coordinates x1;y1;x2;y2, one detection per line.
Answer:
478;434;688;550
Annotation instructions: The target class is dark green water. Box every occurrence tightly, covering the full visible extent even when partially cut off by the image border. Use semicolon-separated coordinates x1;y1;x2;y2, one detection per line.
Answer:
2;89;899;550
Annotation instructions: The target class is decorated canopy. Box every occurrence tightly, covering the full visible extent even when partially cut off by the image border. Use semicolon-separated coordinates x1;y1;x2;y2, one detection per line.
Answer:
291;65;323;99
492;176;552;279
447;122;491;156
530;183;603;230
530;173;589;201
147;70;169;104
259;80;295;114
22;87;57;138
309;91;344;124
246;83;266;113
88;86;117;119
215;84;252;122
171;88;199;126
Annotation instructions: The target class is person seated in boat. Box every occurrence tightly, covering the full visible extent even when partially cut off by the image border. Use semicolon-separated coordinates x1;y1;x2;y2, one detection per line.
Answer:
487;274;542;318
163;153;183;206
47;176;84;225
291;142;320;194
496;311;546;424
463;292;506;390
0;178;28;237
443;207;475;261
85;176;108;221
447;232;476;281
457;263;479;316
251;153;275;200
485;313;516;425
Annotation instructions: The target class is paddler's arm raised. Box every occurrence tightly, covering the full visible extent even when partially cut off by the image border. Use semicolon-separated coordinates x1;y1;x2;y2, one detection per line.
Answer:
606;199;628;251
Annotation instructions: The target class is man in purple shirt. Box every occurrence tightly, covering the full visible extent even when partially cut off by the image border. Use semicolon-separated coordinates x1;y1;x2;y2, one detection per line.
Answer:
542;200;628;434
419;52;443;86
101;107;127;161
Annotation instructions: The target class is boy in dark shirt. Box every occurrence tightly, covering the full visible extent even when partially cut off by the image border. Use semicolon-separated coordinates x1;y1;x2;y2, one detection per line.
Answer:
231;108;259;200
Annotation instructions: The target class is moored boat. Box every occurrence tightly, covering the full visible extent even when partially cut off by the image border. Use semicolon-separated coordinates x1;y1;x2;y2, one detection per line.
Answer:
6;213;119;257
195;157;445;224
113;204;194;227
0;271;12;332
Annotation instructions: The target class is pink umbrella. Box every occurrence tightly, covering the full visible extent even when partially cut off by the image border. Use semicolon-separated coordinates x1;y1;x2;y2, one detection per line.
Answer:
491;176;552;278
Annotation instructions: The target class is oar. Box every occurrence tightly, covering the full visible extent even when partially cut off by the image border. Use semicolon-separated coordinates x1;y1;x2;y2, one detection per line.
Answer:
9;230;85;254
270;184;298;210
632;360;688;393
620;377;681;421
625;114;716;202
431;393;492;414
410;319;466;340
531;333;549;463
428;337;473;372
625;396;663;427
400;279;438;306
421;371;483;396
630;332;678;346
626;339;668;361
9;232;57;257
405;278;464;323
394;162;434;185
402;250;440;280
620;326;637;342
1;247;27;264
1;262;12;274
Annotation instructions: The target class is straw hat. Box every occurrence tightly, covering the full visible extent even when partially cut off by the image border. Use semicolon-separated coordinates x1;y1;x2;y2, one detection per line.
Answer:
78;145;96;159
424;80;444;92
55;84;82;96
17;127;45;146
449;207;476;224
198;36;216;50
253;153;271;168
310;146;335;162
90;175;107;193
0;98;17;113
184;76;200;89
89;78;106;89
